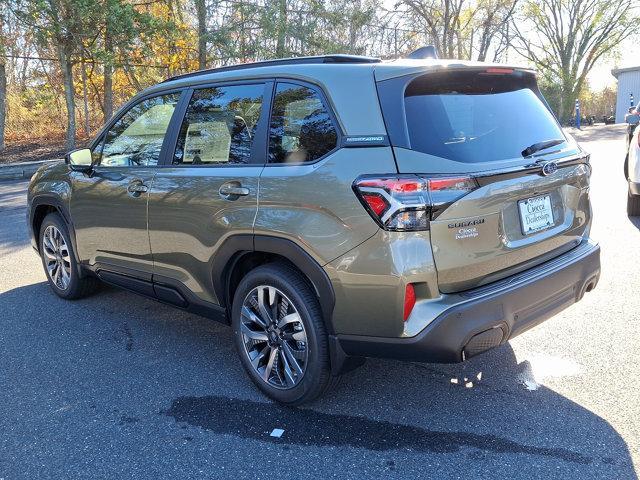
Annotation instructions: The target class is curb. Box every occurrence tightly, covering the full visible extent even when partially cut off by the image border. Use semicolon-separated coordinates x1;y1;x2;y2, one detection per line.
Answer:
0;159;62;180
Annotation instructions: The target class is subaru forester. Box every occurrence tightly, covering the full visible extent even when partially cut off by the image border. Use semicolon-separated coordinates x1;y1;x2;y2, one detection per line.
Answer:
28;54;601;404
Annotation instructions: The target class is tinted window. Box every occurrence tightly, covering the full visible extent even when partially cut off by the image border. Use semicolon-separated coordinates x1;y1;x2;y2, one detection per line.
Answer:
268;83;337;164
173;84;264;165
404;71;567;163
99;93;180;167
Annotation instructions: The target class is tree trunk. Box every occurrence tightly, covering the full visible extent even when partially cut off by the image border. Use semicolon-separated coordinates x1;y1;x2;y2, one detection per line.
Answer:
0;14;6;153
58;47;76;151
0;60;6;153
81;60;90;136
558;96;566;123
103;12;114;122
104;64;113;122
559;77;578;124
195;0;207;69
276;0;287;57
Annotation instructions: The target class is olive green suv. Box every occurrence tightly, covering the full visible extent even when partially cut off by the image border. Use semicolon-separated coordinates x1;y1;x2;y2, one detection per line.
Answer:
28;54;601;404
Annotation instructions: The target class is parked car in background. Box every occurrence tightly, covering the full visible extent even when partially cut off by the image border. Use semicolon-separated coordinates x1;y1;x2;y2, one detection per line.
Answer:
625;106;640;145
27;54;600;404
626;122;640;215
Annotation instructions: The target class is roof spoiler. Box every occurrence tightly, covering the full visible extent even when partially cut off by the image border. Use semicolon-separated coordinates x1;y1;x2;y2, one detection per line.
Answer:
407;46;439;60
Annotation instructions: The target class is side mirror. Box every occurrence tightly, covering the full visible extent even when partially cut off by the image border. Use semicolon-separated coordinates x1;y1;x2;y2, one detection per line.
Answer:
65;148;94;172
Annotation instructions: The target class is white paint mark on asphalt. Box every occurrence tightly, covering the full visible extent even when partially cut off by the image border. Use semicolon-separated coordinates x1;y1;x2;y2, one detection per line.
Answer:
270;428;285;438
518;355;581;391
528;354;581;380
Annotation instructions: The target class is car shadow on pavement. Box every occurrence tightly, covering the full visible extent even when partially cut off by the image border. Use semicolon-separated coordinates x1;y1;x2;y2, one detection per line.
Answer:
0;282;636;478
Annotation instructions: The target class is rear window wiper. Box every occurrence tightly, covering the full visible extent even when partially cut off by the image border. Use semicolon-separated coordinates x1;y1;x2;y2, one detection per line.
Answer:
521;139;565;157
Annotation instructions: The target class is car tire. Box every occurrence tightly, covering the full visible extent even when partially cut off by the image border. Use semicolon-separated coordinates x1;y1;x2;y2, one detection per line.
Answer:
624;154;629;180
39;212;99;299
628;188;640;216
231;262;337;405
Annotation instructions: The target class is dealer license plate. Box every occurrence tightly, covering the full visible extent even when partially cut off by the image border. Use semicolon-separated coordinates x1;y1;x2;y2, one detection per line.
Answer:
518;195;555;235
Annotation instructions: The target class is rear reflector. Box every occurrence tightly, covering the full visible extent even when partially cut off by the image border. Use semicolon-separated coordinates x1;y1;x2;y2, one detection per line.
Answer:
403;283;416;321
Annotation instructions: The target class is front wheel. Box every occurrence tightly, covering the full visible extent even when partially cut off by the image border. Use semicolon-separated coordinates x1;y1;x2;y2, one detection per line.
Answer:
628;187;640;216
231;262;336;405
39;213;99;299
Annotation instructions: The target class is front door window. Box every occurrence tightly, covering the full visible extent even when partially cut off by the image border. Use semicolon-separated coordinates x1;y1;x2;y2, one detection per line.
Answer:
98;93;181;167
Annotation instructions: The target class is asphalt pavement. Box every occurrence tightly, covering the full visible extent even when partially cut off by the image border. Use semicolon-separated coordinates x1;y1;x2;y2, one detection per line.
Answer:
0;124;638;479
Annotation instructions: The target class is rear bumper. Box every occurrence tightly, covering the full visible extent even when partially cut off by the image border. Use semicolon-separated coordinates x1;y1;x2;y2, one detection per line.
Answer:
331;239;600;368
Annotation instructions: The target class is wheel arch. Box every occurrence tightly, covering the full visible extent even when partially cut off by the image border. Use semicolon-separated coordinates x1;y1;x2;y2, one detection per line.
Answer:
30;195;83;276
211;234;336;335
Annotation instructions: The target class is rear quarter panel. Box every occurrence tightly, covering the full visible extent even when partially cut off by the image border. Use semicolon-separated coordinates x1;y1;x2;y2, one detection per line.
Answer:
254;147;396;266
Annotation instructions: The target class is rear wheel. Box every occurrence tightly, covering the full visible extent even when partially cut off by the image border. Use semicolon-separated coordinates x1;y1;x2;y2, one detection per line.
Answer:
624;154;629;180
231;262;335;405
39;213;99;299
628;187;640;216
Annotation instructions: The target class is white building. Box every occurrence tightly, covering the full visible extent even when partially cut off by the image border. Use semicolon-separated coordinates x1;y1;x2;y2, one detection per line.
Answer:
612;66;640;123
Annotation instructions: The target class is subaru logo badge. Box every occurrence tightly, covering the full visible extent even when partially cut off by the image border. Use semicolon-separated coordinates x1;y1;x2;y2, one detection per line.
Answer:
541;161;558;176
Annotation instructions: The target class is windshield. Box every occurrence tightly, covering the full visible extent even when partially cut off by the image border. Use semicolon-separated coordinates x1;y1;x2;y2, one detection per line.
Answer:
403;70;566;163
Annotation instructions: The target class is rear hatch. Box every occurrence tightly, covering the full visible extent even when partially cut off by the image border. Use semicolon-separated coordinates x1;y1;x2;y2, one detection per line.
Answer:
375;65;591;292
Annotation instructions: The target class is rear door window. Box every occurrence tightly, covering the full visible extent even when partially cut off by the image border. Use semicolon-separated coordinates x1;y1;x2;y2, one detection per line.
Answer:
173;84;264;165
403;70;567;163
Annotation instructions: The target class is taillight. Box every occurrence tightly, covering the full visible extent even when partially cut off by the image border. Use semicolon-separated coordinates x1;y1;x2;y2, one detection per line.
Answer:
427;176;478;218
403;283;416;321
353;175;478;230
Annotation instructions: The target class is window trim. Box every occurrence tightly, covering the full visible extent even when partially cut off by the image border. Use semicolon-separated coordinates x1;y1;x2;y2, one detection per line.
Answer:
89;88;189;169
158;80;274;168
264;78;343;167
87;76;343;170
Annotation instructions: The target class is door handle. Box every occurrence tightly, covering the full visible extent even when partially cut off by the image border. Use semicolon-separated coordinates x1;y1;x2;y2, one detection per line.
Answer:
219;182;250;198
127;181;148;195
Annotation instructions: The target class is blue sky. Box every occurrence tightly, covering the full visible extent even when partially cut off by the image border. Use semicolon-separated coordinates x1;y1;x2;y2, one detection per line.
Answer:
588;38;639;89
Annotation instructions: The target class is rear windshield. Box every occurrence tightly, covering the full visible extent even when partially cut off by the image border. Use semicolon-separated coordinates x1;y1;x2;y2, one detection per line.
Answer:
404;70;566;163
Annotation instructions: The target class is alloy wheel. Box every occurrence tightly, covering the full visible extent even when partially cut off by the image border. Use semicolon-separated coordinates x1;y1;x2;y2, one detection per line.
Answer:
42;225;72;290
240;285;308;389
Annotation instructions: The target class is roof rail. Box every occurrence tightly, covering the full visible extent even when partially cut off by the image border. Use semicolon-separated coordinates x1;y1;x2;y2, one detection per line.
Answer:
163;54;381;83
